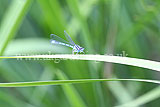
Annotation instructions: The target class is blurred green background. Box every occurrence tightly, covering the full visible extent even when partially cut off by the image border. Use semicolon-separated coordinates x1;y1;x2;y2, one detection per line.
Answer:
0;0;160;106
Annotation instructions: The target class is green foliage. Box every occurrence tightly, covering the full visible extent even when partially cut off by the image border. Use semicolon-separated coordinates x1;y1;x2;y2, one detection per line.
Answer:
0;0;160;107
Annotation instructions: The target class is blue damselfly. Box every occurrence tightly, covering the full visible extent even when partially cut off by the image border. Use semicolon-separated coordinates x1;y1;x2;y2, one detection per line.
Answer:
50;30;84;54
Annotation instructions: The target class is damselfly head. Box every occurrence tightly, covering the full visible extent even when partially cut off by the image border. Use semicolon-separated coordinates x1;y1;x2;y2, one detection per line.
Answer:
79;47;84;52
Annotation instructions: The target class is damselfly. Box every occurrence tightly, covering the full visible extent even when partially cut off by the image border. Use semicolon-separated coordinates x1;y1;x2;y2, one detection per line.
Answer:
50;30;85;54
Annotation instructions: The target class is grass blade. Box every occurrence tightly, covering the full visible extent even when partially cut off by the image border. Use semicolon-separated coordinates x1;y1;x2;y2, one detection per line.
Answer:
0;0;32;55
0;79;159;87
117;87;160;107
1;55;159;72
56;70;87;107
